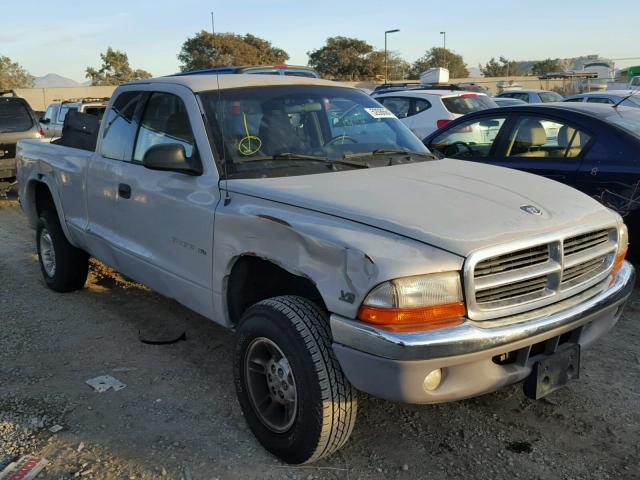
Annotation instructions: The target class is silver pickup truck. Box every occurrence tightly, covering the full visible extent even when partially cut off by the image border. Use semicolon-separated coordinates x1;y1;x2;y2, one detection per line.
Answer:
16;74;634;464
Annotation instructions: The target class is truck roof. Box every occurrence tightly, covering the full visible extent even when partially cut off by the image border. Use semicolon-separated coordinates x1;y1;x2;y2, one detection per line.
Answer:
124;73;344;93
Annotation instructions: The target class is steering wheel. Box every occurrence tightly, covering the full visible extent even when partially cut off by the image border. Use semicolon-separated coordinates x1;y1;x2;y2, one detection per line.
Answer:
445;141;475;157
327;135;358;145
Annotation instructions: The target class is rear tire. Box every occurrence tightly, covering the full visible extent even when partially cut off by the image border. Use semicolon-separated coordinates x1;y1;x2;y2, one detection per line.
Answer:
36;209;89;292
234;296;357;464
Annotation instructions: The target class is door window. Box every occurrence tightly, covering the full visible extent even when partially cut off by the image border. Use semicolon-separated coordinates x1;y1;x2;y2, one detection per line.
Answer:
414;99;431;114
100;91;143;161
505;116;591;159
428;116;507;158
586;97;614;104
379;97;411;119
133;92;196;162
43;105;59;122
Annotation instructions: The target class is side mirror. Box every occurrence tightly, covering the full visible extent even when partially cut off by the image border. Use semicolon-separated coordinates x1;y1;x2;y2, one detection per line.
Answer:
40;118;50;124
142;143;202;176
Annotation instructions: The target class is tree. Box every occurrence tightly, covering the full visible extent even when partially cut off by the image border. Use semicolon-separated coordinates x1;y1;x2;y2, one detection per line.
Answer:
366;51;410;80
307;37;374;80
0;56;35;89
85;48;152;86
479;56;519;77
531;58;562;76
409;48;469;79
178;31;289;71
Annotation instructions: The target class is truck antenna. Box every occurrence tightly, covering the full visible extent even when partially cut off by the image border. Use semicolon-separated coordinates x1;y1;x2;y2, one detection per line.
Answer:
215;74;231;206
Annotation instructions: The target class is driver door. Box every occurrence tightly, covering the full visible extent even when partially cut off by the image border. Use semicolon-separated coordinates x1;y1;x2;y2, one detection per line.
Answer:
426;114;511;162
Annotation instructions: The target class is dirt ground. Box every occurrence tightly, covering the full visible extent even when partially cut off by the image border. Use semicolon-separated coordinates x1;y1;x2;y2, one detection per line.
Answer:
1;194;639;480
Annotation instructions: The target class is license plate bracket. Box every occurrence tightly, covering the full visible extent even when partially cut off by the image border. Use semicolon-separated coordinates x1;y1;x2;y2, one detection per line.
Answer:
523;344;580;400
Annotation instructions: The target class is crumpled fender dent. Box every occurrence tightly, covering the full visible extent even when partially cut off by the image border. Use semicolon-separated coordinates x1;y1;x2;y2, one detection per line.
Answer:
211;193;464;325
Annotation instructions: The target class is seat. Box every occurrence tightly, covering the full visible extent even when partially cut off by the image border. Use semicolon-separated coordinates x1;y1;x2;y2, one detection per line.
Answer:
258;107;305;155
558;125;582;158
509;119;548;157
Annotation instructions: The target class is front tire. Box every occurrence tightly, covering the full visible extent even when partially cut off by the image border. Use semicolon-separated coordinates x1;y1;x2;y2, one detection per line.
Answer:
36;210;89;292
234;296;357;464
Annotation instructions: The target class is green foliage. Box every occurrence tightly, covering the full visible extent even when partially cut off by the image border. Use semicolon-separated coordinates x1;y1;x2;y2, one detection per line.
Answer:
85;48;152;86
479;56;518;77
307;37;374;80
0;55;35;89
178;31;289;71
409;48;469;79
531;58;562;76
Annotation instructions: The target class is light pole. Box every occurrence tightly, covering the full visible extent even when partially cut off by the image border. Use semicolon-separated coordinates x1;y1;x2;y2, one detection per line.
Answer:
384;29;400;83
440;31;447;69
211;12;215;48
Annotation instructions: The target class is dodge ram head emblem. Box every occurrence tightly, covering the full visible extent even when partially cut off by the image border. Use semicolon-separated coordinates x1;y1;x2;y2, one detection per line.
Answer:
520;205;542;215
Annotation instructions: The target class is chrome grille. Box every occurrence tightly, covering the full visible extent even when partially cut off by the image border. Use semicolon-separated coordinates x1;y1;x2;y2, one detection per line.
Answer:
465;227;617;321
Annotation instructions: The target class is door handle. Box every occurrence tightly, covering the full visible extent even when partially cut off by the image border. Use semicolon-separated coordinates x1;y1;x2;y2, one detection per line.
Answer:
118;183;131;199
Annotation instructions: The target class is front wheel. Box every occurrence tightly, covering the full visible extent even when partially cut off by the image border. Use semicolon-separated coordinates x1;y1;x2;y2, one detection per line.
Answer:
234;296;357;464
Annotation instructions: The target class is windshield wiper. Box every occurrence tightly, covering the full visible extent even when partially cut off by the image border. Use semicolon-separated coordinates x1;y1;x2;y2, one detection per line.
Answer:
343;149;437;161
238;153;369;169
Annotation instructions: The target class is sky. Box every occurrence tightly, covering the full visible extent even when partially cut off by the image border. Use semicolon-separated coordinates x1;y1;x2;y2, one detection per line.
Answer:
2;0;639;82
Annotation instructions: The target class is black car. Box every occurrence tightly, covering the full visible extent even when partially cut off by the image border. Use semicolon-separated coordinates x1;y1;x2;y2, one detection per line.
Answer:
0;90;41;195
423;103;640;249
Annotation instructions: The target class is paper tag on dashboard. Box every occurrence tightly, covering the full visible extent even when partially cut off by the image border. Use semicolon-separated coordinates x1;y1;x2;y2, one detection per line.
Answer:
364;107;396;119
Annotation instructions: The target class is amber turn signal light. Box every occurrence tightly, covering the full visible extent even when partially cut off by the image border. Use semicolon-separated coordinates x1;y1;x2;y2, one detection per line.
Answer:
358;302;465;332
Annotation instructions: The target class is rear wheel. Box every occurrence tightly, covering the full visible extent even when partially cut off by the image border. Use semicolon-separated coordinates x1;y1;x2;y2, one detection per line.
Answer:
36;210;89;292
234;296;357;464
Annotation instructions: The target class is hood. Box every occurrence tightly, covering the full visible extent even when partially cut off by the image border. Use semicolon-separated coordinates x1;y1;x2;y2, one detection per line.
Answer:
226;159;616;257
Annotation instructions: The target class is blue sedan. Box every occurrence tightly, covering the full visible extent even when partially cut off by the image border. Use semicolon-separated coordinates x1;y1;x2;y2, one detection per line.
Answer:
423;103;640;252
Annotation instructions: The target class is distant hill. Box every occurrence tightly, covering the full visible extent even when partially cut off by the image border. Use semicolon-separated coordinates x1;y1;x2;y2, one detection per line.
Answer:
34;74;80;88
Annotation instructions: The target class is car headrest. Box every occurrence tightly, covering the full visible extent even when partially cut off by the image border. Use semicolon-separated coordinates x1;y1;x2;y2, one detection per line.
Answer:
558;125;580;148
515;119;547;147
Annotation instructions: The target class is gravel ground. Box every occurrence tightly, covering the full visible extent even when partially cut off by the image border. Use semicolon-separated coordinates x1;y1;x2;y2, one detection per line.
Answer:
1;195;639;480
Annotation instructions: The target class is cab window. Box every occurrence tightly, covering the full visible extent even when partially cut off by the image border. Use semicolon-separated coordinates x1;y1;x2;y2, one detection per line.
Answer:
43;104;59;122
504;116;591;159
100;91;143;161
133;92;196;163
586;97;614;105
428;116;507;158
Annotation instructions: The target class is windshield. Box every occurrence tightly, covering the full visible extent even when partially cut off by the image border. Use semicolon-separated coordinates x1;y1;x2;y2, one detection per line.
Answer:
0;97;34;132
442;95;497;115
199;85;430;178
605;108;640;136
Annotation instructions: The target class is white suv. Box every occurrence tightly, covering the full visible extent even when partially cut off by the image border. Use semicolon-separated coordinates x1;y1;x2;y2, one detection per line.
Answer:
372;89;497;139
40;97;109;138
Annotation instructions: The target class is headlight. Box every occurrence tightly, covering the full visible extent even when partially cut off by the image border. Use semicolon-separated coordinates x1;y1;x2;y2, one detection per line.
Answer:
358;272;465;332
611;223;629;282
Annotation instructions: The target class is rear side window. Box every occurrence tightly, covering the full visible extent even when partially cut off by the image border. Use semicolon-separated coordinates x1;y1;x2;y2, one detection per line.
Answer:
442;95;494;115
414;99;431;114
0;98;34;132
283;71;317;78
587;97;614;104
564;97;584;102
538;92;563;103
505;116;591;159
100;91;143;161
504;92;529;102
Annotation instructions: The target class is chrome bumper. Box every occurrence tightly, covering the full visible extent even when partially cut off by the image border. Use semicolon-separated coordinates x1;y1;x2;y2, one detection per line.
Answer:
331;261;635;361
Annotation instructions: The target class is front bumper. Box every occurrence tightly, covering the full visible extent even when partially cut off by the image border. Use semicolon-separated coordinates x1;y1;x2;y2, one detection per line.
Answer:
331;261;635;404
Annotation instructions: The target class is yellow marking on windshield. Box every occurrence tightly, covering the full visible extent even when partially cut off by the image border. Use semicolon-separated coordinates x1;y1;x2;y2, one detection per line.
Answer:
238;112;262;156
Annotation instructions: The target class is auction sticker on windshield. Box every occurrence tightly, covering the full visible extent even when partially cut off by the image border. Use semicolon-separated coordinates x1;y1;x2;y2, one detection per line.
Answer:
364;107;396;119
